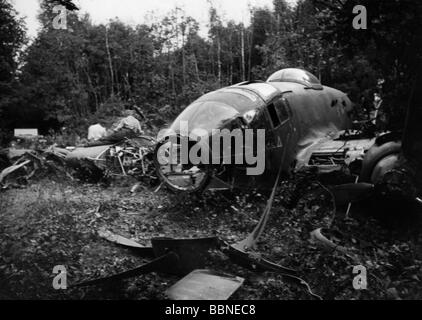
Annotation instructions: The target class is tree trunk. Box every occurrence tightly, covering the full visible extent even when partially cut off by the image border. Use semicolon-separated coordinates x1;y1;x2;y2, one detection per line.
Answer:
217;34;222;85
168;47;176;97
210;45;215;80
193;53;200;82
240;24;246;82
83;66;98;112
182;27;186;86
248;22;254;80
105;26;115;97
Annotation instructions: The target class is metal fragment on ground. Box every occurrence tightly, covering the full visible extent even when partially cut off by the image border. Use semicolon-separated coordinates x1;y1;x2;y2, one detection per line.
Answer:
166;269;244;300
72;252;179;288
151;237;219;275
97;229;155;256
329;183;375;206
0;160;31;185
310;228;360;263
98;229;146;248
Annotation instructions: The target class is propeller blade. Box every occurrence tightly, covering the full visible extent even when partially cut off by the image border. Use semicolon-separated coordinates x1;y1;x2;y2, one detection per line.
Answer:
71;252;179;288
329;183;375;206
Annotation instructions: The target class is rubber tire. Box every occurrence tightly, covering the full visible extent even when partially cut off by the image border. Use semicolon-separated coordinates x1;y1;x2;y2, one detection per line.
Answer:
153;138;211;194
360;140;402;183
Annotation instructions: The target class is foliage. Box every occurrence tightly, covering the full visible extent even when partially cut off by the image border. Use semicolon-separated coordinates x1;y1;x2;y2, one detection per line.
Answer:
313;0;422;129
1;0;421;143
0;0;27;144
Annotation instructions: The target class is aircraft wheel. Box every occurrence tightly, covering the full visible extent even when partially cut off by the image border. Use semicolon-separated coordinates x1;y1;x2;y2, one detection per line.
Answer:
153;138;211;193
360;140;402;183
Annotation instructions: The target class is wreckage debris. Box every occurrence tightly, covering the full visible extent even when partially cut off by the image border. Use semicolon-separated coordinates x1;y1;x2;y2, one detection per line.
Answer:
72;167;324;300
310;228;362;264
0;149;67;189
0;135;158;189
97;229;155;257
0;160;31;186
310;228;349;255
74;224;322;300
166;269;244;300
72;234;219;287
72;252;179;288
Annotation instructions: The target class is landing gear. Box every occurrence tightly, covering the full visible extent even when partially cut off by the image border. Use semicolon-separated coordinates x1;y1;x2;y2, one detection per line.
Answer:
153;138;211;193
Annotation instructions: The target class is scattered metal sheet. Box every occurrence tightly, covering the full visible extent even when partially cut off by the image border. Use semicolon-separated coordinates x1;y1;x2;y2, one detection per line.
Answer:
79;163;306;296
222;244;321;299
310;228;348;254
99;232;218;274
76;161;317;299
0;160;31;185
151;237;219;275
7;148;33;160
224;166;299;276
72;252;179;288
218;166;321;300
97;229;155;256
74;233;219;288
310;228;359;263
232;167;282;252
329;183;374;206
222;243;297;275
166;269;244;300
65;145;112;162
130;182;141;193
98;229;145;249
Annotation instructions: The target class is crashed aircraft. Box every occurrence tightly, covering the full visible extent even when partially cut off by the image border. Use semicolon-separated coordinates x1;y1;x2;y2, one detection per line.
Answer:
71;69;422;299
154;68;372;192
154;68;421;213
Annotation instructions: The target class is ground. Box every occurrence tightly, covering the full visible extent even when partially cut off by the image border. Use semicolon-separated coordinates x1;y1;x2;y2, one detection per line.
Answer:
1;176;421;300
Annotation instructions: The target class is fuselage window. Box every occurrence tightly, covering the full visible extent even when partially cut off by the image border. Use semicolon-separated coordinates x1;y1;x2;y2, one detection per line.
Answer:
267;103;281;128
275;99;289;123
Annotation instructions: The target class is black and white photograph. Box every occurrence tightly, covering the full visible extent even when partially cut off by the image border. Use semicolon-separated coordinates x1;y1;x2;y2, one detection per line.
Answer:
0;0;421;306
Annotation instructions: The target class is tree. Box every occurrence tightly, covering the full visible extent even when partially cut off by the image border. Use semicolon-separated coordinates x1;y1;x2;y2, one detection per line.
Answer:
2;0;420;142
208;4;223;85
0;0;25;83
0;0;26;143
315;0;422;129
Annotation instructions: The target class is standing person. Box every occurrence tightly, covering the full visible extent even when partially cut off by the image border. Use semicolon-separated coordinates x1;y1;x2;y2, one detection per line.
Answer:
110;110;143;136
371;93;383;125
86;110;143;146
88;122;107;141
